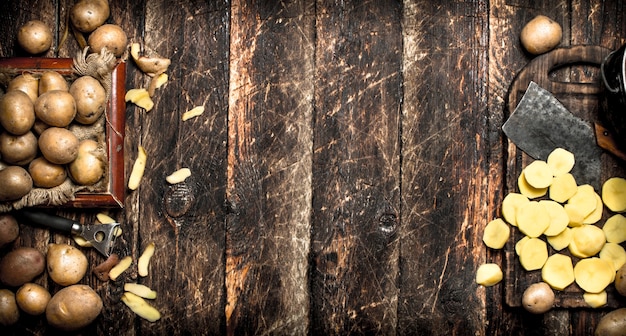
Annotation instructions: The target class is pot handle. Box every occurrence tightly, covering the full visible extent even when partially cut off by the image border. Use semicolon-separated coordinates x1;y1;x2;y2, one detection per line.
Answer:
600;50;621;94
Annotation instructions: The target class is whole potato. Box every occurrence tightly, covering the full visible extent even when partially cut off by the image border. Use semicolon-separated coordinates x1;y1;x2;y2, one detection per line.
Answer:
46;284;102;331
0;214;19;248
0;90;35;135
0;131;38;165
38;127;79;165
69;139;105;186
28;157;67;188
16;283;50;315
70;0;110;33
38;70;69;94
595;308;626;336
47;243;88;286
88;24;127;57
0;166;33;202
0;289;19;326
17;20;52;55
0;247;45;287
70;75;107;124
521;282;554;314
7;73;39;103
520;15;562;55
34;90;77;127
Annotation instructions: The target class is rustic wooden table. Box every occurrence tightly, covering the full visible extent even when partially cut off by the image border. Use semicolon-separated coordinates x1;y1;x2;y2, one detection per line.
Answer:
1;0;626;335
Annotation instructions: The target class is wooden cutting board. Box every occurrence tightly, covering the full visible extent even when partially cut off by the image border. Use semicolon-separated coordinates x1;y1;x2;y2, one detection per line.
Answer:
504;45;626;308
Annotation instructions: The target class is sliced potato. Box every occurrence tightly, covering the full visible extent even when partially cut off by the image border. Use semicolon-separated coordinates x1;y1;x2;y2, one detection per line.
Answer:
547;148;575;176
476;263;503;287
121;292;161;322
519;237;548;271
539;200;569;236
523;160;553;189
516;236;531;256
138;242;155;277
483;218;510;249
583;291;607;308
541;253;575;290
165;168;191;184
128;145;147;191
567;184;598;219
583;193;603;225
547;227;572;251
109;256;133;281
574;257;614;293
518;171;548;199
501;192;529;227
599;243;626;271
602;177;626;212
516;201;550;238
181;106;204;121
123;283;157;299
604;214;626;244
549;173;577;203
564;204;585;227
571;225;606;258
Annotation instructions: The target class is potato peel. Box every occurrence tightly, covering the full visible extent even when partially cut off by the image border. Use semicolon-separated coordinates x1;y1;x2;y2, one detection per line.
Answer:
121;292;161;322
128;145;147;191
109;255;133;281
182;106;205;121
138;242;155;277
124;283;157;299
125;88;154;111
166;168;191;184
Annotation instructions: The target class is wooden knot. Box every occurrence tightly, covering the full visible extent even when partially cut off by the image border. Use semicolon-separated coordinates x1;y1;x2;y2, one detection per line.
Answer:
378;213;397;236
164;183;194;218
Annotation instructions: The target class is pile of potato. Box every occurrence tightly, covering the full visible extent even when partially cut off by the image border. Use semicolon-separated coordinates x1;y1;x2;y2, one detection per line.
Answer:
0;70;108;201
0;214;103;330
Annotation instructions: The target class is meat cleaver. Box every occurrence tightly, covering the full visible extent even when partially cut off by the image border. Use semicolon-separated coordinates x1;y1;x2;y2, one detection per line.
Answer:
502;81;602;189
15;210;119;257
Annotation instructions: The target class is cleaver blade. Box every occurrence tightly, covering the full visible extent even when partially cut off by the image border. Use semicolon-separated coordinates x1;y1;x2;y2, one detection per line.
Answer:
502;81;602;189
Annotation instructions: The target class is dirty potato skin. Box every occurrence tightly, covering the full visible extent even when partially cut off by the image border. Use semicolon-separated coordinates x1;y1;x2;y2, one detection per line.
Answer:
0;166;33;202
38;127;79;165
0;214;19;248
46;284;103;331
88;24;127;57
0;289;20;326
0;131;38;166
70;0;110;33
595;308;626;336
0;90;35;135
15;283;51;316
0;247;45;287
70;75;107;124
47;243;88;286
17;20;52;54
521;282;555;314
7;73;39;103
69;139;105;186
28;157;67;188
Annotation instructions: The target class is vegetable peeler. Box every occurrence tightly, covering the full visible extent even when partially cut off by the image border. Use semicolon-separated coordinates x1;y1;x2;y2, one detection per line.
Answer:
15;210;119;257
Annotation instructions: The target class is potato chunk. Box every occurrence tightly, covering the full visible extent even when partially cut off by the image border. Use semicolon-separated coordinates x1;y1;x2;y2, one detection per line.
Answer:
523;160;553;189
549;173;577;203
541;253;575;290
567;185;598;219
574;257;614;293
516;201;550;238
602;177;626;212
501;193;529;227
547;148;575;177
603;214;626;244
518;171;548;199
483;218;510;249
583;291;607;308
519;237;548;271
476;263;503;287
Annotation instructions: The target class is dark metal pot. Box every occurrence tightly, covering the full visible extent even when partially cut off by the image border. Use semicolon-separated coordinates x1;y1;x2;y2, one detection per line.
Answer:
600;43;626;148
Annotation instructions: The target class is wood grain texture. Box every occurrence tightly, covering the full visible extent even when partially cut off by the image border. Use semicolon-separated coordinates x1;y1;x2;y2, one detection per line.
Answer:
399;1;490;334
226;0;314;334
310;1;401;334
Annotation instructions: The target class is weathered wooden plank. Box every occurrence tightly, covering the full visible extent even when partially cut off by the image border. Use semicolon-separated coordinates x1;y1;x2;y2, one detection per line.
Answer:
398;1;490;334
113;0;231;335
309;1;402;334
225;0;314;334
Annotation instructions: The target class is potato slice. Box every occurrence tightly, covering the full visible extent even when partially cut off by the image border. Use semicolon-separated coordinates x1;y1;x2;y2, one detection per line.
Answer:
516;236;531;256
564;203;585;227
603;214;626;244
567;185;598;219
519;237;548;271
583;193;603;225
165;168;191;184
121;292;161;322
583;291;607;308
523;160;553;189
181;106;204;121
476;263;503;287
501;193;529;227
599;242;626;271
483;218;510;249
124;283;157;299
574;257;614;293
571;225;606;258
109;256;133;281
518;171;548;199
549;173;577;203
541;253;575;290
602;177;626;212
547;227;572;251
138;242;155;277
539;200;569;236
516;201;550;238
128;145;147;191
547;148;575;177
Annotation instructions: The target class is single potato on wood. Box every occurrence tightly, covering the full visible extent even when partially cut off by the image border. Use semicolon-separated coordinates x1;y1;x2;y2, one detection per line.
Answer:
47;243;88;286
46;284;102;331
520;15;562;55
17;20;52;54
0;247;45;287
15;283;51;315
